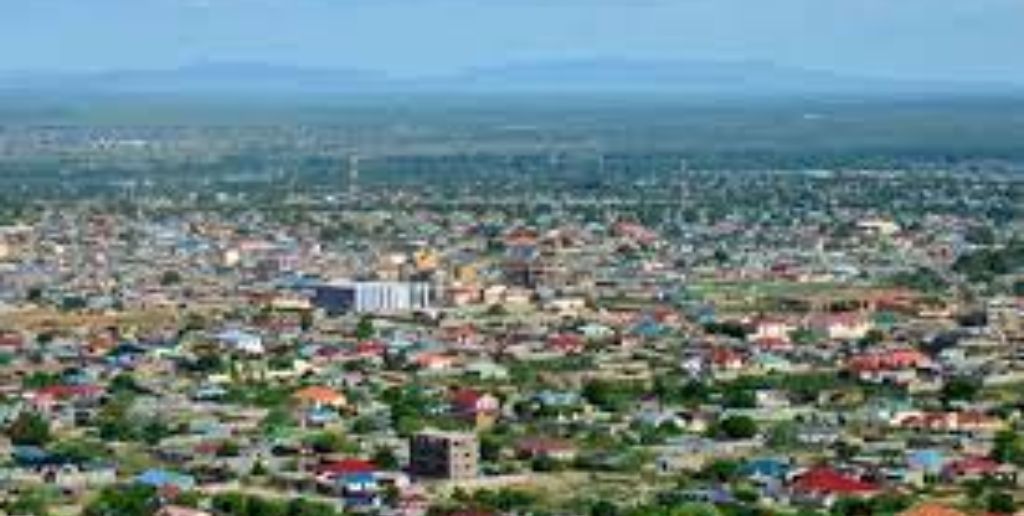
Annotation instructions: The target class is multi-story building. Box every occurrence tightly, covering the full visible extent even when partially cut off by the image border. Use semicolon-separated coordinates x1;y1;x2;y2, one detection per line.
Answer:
409;430;478;480
313;280;432;315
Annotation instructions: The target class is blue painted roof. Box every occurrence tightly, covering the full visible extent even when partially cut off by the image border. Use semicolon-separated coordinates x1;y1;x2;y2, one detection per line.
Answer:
741;458;790;478
136;469;196;489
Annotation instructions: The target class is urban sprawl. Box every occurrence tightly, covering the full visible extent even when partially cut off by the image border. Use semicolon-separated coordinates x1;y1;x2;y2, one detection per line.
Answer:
0;116;1022;516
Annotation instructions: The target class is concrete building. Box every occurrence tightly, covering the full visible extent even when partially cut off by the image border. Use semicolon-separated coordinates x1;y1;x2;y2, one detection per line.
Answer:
314;280;432;315
409;430;478;480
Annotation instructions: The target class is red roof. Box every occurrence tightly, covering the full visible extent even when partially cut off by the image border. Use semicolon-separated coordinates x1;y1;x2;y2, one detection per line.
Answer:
754;336;791;350
849;348;930;372
0;333;24;348
354;340;386;356
944;456;999;476
451;388;485;409
315;459;377;476
710;347;743;366
548;334;585;353
516;437;575;455
34;384;104;400
810;312;866;328
793;467;879;495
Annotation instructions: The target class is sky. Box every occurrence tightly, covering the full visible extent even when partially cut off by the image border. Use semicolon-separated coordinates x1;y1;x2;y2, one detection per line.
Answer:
2;0;1024;83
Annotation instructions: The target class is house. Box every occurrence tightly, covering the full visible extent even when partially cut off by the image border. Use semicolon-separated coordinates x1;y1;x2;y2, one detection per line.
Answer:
709;347;745;372
315;459;381;508
514;437;577;461
740;458;791;484
0;331;25;352
942;456;1009;483
848;348;932;383
548;334;585;354
293;385;347;410
629;319;665;339
579;323;615;341
28;384;105;423
655;437;760;473
546;297;586;315
397;492;430;516
136;469;197;492
351;340;387;361
214;329;264;355
533;390;580;411
292;386;347;426
464;361;509;381
412;352;457;372
450;389;500;429
157;507;213;516
893;410;1002;434
808;312;872;341
906;449;947;477
750;318;797;344
790;467;879;507
751;353;798;374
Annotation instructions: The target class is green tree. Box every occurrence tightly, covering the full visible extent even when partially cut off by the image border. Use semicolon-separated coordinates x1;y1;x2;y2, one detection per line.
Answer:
2;486;51;516
964;225;996;246
941;376;981;405
355;316;375;340
582;380;642;412
766;421;800;450
96;394;138;441
22;372;61;389
52;438;110;462
83;485;158;516
372;446;400;470
699;459;741;483
7;412;51;446
988;491;1016;514
992;429;1024;465
109;373;141;395
589;500;621;516
306;431;354;454
287;498;342;516
711;415;758;440
870;491;914;514
831;497;872;516
300;310;315;332
160;270;182;286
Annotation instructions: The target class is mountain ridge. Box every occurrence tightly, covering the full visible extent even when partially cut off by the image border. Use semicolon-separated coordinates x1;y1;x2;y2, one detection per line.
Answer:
1;59;1020;97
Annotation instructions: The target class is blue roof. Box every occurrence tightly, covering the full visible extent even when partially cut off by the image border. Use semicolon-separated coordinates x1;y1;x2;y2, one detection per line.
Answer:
535;390;579;406
136;469;196;490
12;446;53;465
908;449;946;473
741;458;790;478
630;320;664;337
341;472;377;483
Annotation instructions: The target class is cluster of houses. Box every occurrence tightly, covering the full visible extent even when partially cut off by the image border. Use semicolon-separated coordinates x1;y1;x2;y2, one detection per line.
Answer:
0;169;1022;515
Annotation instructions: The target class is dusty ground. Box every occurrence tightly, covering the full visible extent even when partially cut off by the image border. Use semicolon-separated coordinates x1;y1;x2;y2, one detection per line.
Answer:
0;305;224;334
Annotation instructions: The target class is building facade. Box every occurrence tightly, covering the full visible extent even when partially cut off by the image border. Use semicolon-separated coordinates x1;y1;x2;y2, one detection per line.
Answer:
409;430;478;480
314;280;432;315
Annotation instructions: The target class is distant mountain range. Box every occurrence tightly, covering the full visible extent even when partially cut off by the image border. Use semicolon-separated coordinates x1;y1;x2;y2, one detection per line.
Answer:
1;59;1020;97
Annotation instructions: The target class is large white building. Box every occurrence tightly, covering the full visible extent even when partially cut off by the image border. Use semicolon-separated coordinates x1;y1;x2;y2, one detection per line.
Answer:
314;280;433;315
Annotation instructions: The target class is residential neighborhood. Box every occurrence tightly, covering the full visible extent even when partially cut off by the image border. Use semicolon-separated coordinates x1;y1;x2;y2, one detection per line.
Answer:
0;160;1021;516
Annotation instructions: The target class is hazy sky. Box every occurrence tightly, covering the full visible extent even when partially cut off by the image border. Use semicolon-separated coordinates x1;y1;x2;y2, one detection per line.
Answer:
3;0;1024;82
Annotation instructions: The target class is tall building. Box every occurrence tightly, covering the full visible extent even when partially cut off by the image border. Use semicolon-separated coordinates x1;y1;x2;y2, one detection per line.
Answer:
409;430;478;480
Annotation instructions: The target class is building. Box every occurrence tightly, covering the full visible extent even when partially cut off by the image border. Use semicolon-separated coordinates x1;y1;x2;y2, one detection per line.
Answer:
313;280;432;315
409;430;478;480
449;389;500;429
